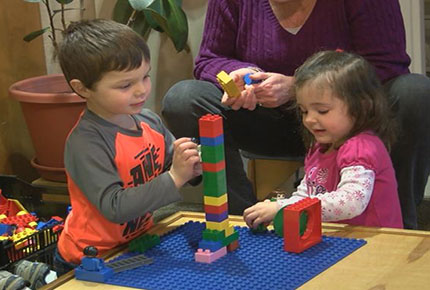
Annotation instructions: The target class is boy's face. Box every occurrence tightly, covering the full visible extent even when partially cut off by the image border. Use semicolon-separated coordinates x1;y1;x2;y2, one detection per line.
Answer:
79;59;151;123
296;82;355;151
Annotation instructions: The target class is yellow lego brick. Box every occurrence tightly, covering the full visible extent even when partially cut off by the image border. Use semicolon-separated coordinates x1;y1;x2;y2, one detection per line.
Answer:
12;228;37;249
206;220;230;231
204;194;228;206
225;225;234;237
216;70;240;98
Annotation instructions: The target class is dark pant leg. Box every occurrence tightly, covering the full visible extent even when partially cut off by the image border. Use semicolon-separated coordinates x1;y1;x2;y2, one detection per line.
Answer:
386;73;430;229
53;248;78;277
161;80;304;214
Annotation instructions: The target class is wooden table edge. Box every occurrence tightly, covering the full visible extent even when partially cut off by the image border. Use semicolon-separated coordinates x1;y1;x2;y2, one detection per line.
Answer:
41;211;430;289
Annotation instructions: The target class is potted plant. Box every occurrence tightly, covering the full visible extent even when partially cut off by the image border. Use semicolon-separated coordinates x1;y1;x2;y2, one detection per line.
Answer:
9;0;189;182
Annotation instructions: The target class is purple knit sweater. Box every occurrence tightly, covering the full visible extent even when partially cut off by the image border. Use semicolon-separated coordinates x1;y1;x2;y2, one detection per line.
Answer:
195;0;410;85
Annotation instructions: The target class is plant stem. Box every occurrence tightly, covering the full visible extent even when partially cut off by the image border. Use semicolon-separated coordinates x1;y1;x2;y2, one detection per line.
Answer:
80;0;84;19
43;0;58;51
126;10;137;27
61;3;66;31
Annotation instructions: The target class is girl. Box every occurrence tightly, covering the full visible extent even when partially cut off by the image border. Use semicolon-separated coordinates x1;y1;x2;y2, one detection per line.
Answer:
243;50;403;229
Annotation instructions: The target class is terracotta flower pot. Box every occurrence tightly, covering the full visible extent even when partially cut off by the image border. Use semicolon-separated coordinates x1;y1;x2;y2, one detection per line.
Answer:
9;74;86;182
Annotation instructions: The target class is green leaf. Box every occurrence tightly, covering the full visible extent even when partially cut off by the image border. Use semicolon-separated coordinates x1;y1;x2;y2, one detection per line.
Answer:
129;0;153;11
24;0;41;3
159;0;188;52
113;0;188;52
55;0;74;4
23;27;50;42
144;8;168;33
112;0;135;24
144;0;163;32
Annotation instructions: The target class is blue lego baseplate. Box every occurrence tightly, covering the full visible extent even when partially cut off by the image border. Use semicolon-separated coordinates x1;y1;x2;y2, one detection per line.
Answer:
102;221;366;290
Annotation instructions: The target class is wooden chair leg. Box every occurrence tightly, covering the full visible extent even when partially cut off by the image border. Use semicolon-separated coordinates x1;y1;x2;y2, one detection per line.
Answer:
247;160;303;201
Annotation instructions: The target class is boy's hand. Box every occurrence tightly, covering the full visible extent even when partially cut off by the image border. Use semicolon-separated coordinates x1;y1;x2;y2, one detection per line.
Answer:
243;200;280;229
169;138;202;188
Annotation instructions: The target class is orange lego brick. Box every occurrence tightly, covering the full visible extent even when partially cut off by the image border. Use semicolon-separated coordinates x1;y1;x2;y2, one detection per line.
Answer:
202;160;225;172
204;202;228;214
283;198;322;253
198;114;223;138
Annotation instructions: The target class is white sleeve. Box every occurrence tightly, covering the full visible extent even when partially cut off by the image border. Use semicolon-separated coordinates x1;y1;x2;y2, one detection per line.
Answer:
277;165;375;222
277;176;308;208
318;166;374;221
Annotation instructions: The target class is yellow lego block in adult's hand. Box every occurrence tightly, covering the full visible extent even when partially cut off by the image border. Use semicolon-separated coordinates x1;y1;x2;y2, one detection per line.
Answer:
216;70;240;98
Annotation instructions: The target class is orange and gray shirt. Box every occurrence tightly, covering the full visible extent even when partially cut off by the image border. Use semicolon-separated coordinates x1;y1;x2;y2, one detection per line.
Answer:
58;109;180;264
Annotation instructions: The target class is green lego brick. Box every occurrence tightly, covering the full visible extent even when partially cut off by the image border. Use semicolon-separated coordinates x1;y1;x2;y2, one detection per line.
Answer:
251;223;268;234
129;234;161;253
202;229;226;241
201;144;225;163
273;206;308;237
203;169;227;197
221;230;239;246
201;229;239;247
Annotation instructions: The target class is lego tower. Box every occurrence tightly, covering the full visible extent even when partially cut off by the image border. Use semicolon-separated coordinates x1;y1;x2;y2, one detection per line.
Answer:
195;114;239;263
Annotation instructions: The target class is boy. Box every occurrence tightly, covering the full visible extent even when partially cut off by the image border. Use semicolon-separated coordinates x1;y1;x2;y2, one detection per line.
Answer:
53;19;202;275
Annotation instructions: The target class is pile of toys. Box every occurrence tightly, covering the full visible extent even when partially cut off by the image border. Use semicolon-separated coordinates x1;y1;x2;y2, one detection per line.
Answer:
0;189;63;249
0;189;65;289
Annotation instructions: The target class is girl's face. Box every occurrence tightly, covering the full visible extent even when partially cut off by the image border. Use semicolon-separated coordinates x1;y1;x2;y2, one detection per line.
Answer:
79;59;151;125
296;82;355;151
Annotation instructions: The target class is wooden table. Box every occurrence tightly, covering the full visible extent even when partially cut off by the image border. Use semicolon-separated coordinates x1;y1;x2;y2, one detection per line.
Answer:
44;211;430;290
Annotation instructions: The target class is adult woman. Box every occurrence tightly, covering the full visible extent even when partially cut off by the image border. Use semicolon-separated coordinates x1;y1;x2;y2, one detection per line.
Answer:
162;0;430;229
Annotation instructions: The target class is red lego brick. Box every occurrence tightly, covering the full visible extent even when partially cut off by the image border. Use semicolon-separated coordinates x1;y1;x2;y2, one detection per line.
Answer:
0;190;25;217
204;202;228;214
227;239;240;252
1;213;38;228
202;160;225;172
198;114;223;138
283;198;322;253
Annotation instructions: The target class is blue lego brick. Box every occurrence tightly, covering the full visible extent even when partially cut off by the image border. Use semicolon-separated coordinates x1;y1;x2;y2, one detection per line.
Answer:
36;218;61;230
198;239;224;252
99;221;366;290
75;266;114;283
0;223;13;236
205;211;228;222
243;73;262;85
200;135;224;146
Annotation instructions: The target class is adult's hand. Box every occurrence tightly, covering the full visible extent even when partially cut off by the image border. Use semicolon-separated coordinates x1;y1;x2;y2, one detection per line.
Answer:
252;72;294;108
221;68;259;111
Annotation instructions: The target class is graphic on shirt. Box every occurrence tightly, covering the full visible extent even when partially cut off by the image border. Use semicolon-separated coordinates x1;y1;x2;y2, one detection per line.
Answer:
120;142;163;238
127;144;162;186
306;167;328;196
122;214;152;238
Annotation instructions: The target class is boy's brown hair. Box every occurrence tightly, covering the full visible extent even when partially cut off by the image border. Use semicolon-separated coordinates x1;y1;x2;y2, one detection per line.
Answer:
58;19;150;90
293;50;397;150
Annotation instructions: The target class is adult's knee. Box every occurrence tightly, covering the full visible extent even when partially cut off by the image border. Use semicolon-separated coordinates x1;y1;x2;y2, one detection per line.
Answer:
388;73;430;112
161;79;223;137
162;80;196;116
162;80;221;117
387;73;430;138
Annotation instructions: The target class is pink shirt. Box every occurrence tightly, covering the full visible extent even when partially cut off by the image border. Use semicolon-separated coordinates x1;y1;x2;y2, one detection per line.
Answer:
283;131;403;228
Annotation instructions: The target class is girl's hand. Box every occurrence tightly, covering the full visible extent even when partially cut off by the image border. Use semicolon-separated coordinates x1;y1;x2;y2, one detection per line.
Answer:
243;199;280;229
252;73;294;108
221;68;259;111
169;138;201;188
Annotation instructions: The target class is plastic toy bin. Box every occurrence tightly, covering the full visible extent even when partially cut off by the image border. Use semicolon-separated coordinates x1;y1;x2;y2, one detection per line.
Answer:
0;226;61;271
